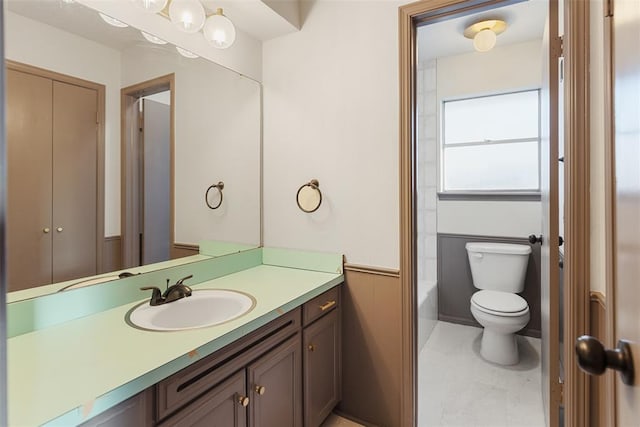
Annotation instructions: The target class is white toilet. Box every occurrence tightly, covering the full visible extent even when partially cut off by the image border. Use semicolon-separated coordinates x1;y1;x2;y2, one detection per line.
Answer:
466;242;531;365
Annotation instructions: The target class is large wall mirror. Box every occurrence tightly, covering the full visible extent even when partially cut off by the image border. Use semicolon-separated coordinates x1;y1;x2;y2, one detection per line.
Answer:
4;0;261;300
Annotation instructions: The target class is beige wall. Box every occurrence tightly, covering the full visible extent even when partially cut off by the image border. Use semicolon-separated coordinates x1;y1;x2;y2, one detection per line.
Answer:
262;0;403;269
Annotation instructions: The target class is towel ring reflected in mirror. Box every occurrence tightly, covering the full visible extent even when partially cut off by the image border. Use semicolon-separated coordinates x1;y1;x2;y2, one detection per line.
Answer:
205;181;225;209
296;179;322;213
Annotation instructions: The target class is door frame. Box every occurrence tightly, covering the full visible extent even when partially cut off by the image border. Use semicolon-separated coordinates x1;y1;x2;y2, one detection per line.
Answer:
5;59;106;277
398;0;591;425
120;74;175;268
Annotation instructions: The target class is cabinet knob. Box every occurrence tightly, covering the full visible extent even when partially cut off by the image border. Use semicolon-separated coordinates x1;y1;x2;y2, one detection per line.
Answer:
254;385;266;395
56;227;63;232
308;344;316;352
43;228;50;234
238;395;250;407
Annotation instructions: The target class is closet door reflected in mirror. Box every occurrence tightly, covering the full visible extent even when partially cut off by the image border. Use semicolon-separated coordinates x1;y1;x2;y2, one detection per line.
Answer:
6;64;102;292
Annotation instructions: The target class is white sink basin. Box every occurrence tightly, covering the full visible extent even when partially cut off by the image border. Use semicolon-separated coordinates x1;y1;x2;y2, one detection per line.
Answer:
126;289;256;331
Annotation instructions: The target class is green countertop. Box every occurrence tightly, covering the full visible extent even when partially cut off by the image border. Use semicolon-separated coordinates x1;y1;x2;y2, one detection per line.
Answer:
7;249;343;426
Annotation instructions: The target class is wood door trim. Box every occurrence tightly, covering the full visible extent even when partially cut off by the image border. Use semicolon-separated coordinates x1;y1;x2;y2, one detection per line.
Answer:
602;3;616;425
398;1;520;425
5;60;106;275
563;1;591;425
120;74;175;267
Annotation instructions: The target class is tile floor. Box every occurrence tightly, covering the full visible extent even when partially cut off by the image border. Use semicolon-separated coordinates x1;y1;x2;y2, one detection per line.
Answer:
321;414;365;427
418;321;545;427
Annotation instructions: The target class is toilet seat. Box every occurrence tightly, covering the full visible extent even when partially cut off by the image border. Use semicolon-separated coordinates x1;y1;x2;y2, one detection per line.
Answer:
471;290;528;317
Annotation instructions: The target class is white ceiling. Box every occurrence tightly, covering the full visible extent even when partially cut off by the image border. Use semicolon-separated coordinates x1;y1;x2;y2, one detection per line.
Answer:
417;0;548;61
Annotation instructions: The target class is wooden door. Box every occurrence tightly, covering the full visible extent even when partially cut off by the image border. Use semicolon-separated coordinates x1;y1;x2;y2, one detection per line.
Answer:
540;0;562;424
51;80;98;283
160;371;247;427
612;0;640;423
248;334;302;427
303;310;341;427
6;68;53;291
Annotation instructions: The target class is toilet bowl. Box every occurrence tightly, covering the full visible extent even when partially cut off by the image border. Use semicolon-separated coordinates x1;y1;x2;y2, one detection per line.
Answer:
466;242;531;365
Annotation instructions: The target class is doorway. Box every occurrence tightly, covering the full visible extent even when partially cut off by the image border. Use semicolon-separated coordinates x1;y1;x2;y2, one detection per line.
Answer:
121;74;174;269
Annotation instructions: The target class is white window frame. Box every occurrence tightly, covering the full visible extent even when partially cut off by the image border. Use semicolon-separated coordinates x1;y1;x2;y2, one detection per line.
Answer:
440;89;542;195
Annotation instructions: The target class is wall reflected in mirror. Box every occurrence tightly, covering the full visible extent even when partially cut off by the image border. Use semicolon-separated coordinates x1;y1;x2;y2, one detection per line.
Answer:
4;0;261;299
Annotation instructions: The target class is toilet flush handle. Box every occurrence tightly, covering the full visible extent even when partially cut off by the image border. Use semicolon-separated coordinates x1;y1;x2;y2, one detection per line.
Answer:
471;253;483;258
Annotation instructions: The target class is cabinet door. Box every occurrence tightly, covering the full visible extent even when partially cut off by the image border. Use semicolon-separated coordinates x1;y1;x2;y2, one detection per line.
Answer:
160;370;247;427
248;333;302;427
303;309;342;427
52;80;98;282
79;389;154;427
6;68;53;291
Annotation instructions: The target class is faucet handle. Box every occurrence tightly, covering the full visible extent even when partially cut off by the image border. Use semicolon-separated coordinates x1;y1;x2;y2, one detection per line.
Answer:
140;286;164;306
175;275;193;286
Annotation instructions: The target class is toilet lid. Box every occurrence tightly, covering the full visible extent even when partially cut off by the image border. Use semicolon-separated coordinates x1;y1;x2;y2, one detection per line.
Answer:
471;290;528;313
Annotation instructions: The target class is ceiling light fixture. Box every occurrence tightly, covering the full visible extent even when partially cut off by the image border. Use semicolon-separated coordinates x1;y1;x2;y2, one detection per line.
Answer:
99;13;129;28
463;19;507;52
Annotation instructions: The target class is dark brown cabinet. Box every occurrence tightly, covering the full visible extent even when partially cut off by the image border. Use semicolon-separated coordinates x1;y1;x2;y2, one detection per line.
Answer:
248;334;302;427
81;285;342;427
303;309;341;427
160;371;247;427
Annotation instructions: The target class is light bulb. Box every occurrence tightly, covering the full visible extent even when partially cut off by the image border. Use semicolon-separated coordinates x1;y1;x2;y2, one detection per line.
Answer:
99;13;129;28
141;31;168;45
203;9;236;49
176;46;199;58
131;0;168;14
473;28;497;52
169;0;205;33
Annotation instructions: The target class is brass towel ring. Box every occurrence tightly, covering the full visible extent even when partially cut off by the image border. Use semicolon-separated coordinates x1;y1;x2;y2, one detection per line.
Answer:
205;181;224;209
296;179;322;213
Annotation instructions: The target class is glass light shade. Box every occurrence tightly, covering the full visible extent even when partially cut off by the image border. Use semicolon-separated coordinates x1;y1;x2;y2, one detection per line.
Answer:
99;13;129;28
169;0;205;33
131;0;168;14
473;29;497;52
141;31;168;45
176;46;199;58
203;9;236;49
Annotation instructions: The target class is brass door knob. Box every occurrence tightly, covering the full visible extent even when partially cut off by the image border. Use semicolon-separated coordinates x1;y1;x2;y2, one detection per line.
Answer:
254;385;266;395
56;227;63;232
43;228;50;234
308;344;315;352
238;396;249;407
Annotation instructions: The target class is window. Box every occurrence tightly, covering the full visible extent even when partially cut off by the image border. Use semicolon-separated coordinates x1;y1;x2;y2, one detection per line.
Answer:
441;90;540;193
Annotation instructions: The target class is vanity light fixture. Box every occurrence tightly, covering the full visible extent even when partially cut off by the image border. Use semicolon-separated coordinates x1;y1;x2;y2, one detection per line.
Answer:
132;0;168;14
176;46;199;58
203;8;236;49
463;19;507;52
99;13;129;28
141;31;168;44
168;0;205;33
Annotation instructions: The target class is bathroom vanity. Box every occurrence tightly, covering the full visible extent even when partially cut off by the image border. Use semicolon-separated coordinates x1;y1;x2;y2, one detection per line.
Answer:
7;248;343;426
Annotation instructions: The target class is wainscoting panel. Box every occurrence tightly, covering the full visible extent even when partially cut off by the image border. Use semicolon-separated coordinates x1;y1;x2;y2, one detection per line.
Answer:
170;243;199;259
338;264;402;427
437;233;542;337
102;236;122;273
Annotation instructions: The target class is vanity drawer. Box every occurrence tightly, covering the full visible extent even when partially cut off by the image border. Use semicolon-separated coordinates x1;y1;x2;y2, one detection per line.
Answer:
303;286;340;326
156;307;301;421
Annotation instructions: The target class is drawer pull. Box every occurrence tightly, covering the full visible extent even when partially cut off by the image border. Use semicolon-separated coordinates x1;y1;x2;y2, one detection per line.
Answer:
254;385;266;395
308;344;315;352
238;395;250;407
319;300;336;311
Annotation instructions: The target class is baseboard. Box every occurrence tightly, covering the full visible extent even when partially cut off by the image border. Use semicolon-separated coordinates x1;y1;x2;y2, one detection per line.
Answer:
170;243;199;259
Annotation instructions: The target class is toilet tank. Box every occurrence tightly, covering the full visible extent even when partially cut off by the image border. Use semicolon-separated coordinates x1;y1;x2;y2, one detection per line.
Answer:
465;242;531;293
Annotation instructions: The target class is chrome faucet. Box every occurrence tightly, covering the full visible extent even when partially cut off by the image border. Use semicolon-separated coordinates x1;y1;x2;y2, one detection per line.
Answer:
141;275;193;306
